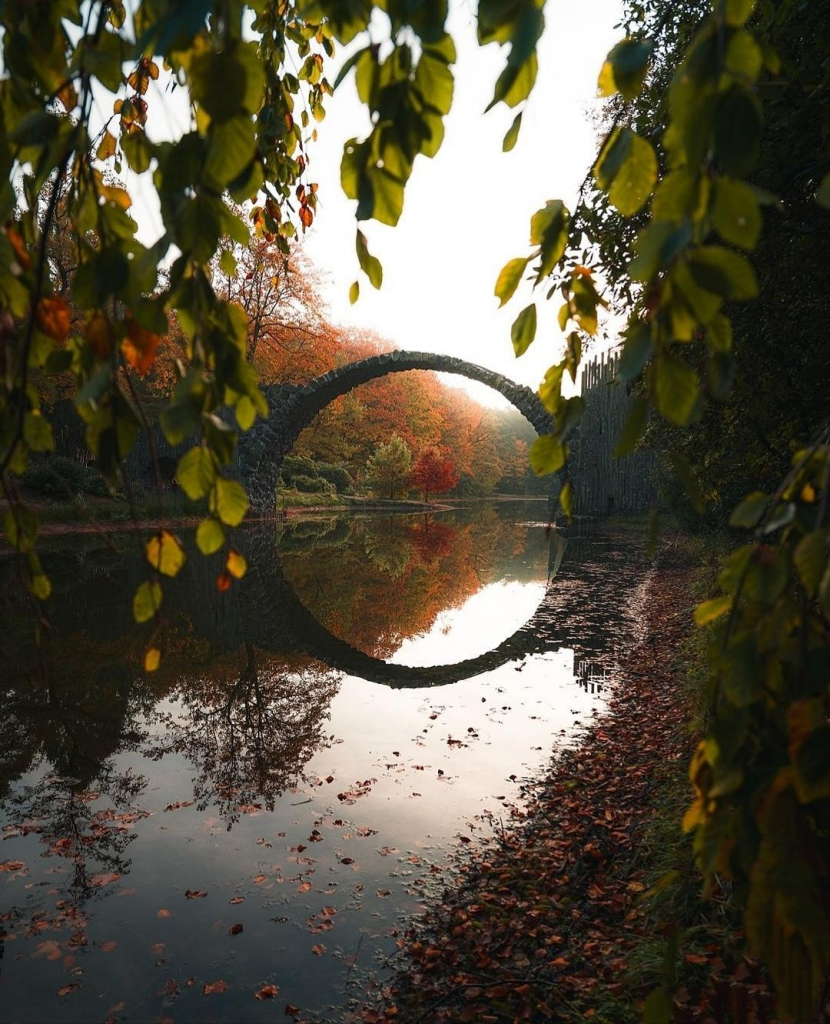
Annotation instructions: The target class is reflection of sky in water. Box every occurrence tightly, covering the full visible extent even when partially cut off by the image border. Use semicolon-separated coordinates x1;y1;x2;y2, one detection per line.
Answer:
391;579;548;665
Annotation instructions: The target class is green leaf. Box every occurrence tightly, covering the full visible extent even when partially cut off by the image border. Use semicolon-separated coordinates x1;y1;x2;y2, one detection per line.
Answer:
349;280;360;304
529;434;566;476
794;530;829;594
196;517;226;555
539;362;565;414
24;412;54;452
694;594;733;626
191;41;264;122
598;38;654;101
714;84;761;176
594;128;657;217
654;356;699;425
614;394;649;456
211;477;248;526
502;111;522;152
687;246;759;300
235;395;257;431
729;491;768;528
490;52;538;110
205;116;256;187
618;323;652;383
494;257;528;307
133;580;163;623
145;530;186;577
559;479;574;519
511;304;537;356
176;446;217;500
530;200;570;278
725;0;756;26
355;231;382;289
712;177;761;250
121;131;153;173
29;573;52;601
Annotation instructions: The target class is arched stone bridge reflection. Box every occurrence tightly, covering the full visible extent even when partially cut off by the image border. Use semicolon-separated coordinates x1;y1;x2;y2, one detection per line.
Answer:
237;529;617;691
237;352;555;518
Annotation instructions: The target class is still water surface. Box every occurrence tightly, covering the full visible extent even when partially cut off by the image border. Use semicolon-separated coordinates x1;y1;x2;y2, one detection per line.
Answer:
0;501;644;1023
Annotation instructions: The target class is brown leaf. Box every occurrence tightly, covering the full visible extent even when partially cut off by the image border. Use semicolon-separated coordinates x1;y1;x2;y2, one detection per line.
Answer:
311;943;326;955
184;890;208;899
202;979;228;995
0;860;24;873
121;318;160;375
229;923;243;935
255;985;279;1000
36;297;71;342
157;909;171;918
229;897;245;905
57;984;80;996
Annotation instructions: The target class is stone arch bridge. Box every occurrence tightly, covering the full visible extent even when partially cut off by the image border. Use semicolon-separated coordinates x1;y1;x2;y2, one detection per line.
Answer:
237;351;554;517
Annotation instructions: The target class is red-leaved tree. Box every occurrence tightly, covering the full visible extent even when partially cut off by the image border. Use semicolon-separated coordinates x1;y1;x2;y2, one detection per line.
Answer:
407;447;459;502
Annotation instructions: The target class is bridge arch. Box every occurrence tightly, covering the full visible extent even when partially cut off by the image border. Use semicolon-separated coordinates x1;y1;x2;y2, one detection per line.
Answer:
237;351;554;517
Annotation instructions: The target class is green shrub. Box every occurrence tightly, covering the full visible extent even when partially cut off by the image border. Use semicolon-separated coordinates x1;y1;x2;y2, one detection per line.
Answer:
23;455;109;498
280;455;319;487
316;462;353;493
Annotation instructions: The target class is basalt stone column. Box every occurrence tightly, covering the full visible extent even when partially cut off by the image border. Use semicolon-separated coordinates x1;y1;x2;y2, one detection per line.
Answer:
238;352;556;518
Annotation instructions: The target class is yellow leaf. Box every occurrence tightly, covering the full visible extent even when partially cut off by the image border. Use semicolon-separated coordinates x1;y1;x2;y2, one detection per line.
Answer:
145;531;186;577
144;647;161;672
226;548;247;579
693;594;732;626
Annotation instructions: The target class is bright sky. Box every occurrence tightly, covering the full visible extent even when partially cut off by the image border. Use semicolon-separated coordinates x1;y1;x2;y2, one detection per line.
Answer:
302;0;622;407
125;1;623;408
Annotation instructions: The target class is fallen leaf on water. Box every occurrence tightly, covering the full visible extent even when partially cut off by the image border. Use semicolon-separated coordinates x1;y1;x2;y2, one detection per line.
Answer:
203;979;228;995
376;889;391;898
185;890;208;899
157;909;171;918
229;923;243;935
311;943;326;955
340;857;354;865
57;984;80;996
229;897;244;905
0;860;25;873
90;873;121;888
285;1003;301;1016
151;942;166;956
100;940;117;952
297;882;313;892
253;874;268;884
254;985;279;1000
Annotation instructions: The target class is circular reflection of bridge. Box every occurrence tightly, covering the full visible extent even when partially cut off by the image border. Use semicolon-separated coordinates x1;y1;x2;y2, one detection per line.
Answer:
237;351;555;518
239;530;613;691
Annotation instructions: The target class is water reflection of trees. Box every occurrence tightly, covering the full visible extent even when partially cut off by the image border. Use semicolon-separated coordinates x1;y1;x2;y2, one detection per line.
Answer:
280;509;547;660
146;644;340;827
0;649;152;904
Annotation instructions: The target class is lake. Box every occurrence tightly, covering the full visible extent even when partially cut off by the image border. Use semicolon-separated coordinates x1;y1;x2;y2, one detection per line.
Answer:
0;501;646;1023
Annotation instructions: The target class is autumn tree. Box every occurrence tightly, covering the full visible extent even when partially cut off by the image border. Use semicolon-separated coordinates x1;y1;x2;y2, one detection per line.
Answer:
364;434;413;499
408;447;459;503
213;228;338;385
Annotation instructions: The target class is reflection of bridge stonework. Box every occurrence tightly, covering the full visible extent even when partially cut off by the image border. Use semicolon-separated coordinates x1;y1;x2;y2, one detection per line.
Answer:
237;529;625;690
237;351;555;518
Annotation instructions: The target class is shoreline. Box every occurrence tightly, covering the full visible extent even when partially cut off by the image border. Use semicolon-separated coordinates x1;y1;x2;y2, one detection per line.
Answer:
352;536;784;1024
